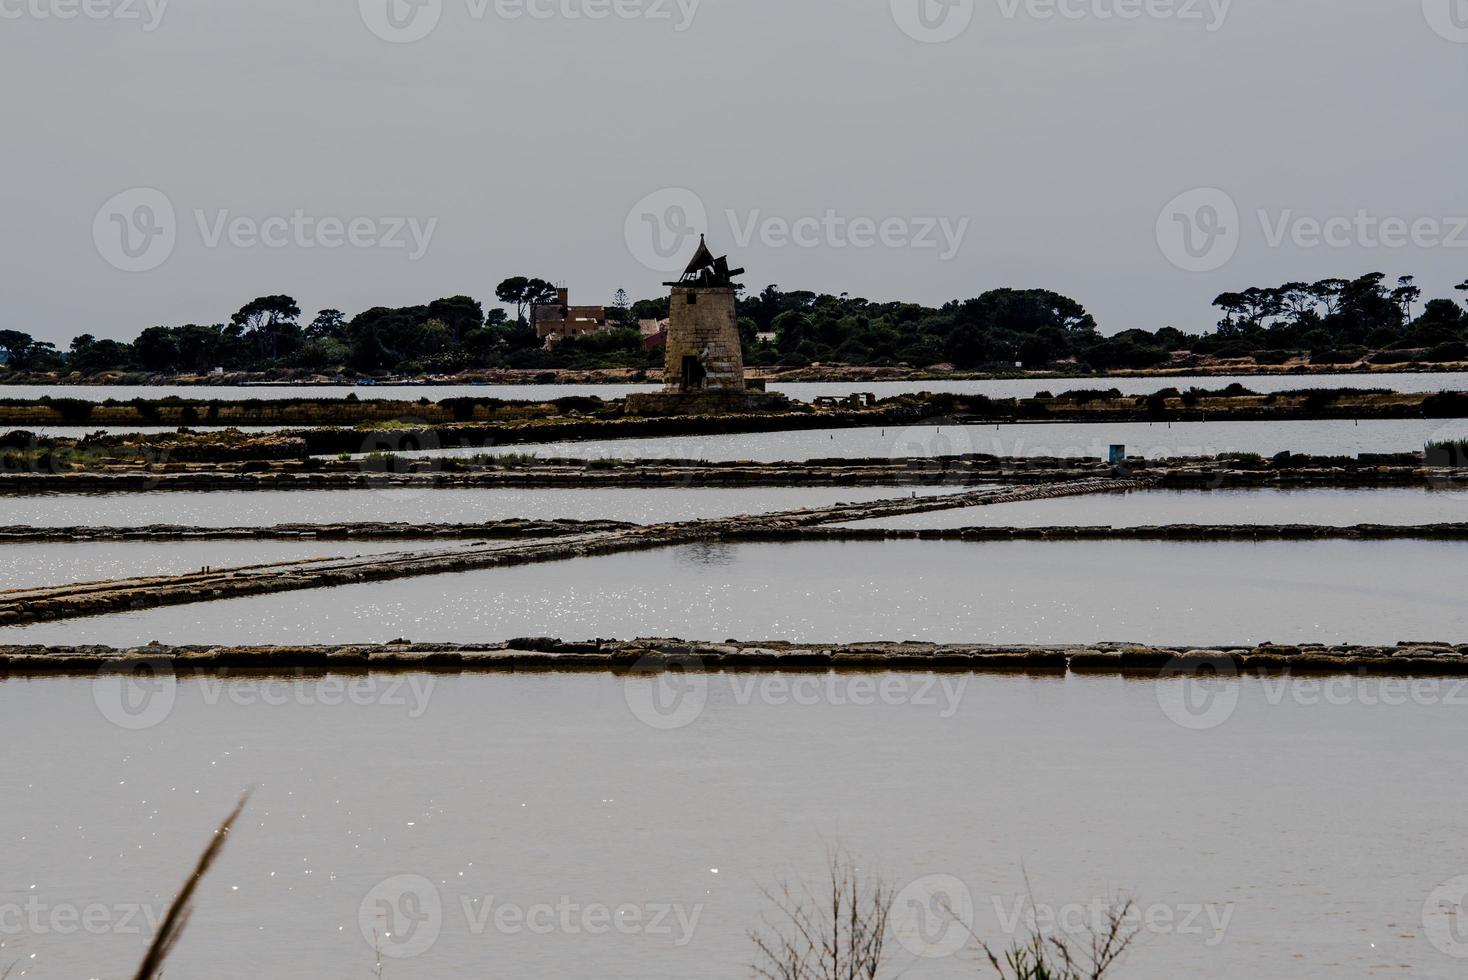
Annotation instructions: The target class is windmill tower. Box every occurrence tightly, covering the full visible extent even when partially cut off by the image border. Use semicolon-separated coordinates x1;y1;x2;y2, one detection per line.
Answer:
661;235;746;393
626;236;788;416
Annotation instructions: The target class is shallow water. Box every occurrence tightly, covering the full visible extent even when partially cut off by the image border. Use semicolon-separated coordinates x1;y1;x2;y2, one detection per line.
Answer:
841;487;1468;529
1;671;1464;980
394;417;1468;463
0;486;951;528
9;538;1466;647
2;371;1463;404
0;540;415;591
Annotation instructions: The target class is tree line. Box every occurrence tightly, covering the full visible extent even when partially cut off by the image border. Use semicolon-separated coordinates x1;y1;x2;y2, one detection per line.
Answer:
2;273;1466;378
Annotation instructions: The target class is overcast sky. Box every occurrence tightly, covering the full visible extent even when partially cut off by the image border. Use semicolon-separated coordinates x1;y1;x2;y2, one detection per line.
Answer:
2;0;1465;345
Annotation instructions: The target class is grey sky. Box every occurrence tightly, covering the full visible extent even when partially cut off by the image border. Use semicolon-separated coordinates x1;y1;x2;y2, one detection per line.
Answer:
2;0;1465;345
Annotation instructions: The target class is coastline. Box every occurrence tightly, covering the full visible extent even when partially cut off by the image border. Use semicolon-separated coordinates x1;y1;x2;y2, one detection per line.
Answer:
5;358;1468;389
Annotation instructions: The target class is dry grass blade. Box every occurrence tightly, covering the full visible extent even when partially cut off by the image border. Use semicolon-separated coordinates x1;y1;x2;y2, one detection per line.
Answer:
749;844;891;980
131;791;250;980
977;895;1138;980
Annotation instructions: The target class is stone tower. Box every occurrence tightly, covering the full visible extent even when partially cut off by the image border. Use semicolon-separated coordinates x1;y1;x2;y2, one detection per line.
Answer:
661;235;745;393
626;236;788;415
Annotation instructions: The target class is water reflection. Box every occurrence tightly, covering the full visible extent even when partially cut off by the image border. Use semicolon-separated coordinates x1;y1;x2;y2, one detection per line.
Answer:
391;418;1468;464
9;539;1466;647
840;487;1468;529
3;371;1465;403
674;541;740;568
0;486;955;528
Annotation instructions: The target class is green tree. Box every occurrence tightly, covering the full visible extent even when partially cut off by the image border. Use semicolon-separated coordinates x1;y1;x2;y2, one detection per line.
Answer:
230;295;302;360
307;309;345;339
426;295;484;340
0;330;35;367
495;277;557;326
68;334;135;374
1391;275;1422;322
132;326;182;371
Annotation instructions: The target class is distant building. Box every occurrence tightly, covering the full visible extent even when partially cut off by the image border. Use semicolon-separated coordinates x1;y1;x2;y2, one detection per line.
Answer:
639;318;669;350
531;286;610;347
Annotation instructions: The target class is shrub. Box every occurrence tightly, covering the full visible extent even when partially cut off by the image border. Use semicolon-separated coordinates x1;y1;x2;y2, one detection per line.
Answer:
1059;388;1123;404
552;396;604;415
1309;347;1365;365
41;397;94;424
1302;390;1340;412
1425;341;1468;363
1424;392;1468;418
1427;438;1468;466
129;397;162;423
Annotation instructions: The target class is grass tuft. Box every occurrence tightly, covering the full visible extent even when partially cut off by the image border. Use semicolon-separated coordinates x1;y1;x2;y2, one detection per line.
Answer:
131;792;250;980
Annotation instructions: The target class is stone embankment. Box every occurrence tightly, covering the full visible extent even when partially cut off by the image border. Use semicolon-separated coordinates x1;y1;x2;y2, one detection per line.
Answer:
0;479;1146;627
3;387;1466;449
0;395;615;427
4;638;1467;676
758;523;1468;542
10;520;1468;545
3;358;1465;389
0;451;1455;493
0;519;636;543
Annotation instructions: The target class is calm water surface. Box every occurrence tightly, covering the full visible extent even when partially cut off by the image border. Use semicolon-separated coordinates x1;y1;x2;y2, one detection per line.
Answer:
0;486;951;528
842;487;1468;529
393;418;1468;463
0;671;1463;980
8;539;1466;647
0;540;414;591
3;372;1465;403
